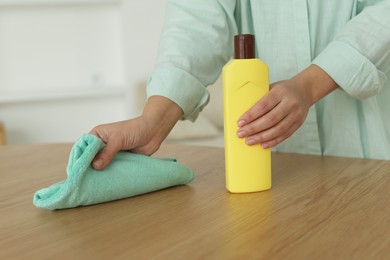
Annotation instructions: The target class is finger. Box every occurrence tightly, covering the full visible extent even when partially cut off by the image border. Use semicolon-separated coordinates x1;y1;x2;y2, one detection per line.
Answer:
261;123;299;148
89;128;98;135
237;91;281;127
245;114;297;145
92;141;121;170
237;100;288;138
89;126;107;142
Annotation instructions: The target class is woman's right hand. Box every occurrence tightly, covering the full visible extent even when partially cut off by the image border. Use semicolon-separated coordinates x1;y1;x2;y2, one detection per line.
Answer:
89;96;183;170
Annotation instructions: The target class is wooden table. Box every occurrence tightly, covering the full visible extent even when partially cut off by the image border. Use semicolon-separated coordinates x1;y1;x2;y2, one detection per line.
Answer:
0;121;5;145
1;143;390;259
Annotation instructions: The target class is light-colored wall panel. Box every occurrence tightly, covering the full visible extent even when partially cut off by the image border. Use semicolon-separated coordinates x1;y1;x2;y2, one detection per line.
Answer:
0;1;129;144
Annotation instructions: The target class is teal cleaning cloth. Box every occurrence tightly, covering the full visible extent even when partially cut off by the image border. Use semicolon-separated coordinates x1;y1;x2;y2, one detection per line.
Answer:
33;134;195;210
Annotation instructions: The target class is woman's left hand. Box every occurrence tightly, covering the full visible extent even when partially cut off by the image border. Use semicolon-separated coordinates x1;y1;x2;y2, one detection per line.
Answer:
236;64;338;148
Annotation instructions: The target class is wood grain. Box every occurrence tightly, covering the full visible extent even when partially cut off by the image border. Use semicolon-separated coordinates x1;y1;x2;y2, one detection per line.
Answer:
1;143;390;259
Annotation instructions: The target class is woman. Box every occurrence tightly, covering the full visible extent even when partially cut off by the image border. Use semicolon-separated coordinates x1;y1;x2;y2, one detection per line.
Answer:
90;0;390;170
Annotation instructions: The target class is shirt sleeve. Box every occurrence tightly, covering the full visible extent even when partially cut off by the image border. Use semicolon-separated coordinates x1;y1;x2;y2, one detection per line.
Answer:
312;0;390;100
146;0;237;121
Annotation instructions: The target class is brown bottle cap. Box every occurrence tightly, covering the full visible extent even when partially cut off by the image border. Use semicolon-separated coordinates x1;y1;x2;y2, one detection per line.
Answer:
234;34;255;59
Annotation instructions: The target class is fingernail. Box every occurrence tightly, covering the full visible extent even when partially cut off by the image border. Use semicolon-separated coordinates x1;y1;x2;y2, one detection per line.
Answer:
262;143;270;149
93;159;103;169
237;120;246;127
246;138;256;145
237;131;246;138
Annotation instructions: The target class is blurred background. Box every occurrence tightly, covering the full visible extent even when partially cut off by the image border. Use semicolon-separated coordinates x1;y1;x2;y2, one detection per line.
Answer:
0;0;224;146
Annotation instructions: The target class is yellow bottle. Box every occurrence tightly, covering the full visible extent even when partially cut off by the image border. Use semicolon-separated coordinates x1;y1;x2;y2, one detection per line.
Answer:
222;34;271;193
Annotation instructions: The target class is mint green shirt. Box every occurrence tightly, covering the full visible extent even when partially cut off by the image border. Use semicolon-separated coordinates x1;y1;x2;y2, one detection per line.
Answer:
147;0;390;160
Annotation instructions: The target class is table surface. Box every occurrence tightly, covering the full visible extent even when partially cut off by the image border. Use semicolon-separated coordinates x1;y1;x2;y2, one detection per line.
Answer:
1;143;390;259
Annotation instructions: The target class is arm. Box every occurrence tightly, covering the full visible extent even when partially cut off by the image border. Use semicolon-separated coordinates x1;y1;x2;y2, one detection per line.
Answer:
237;65;338;148
91;0;238;169
147;0;237;121
237;1;390;148
312;0;390;99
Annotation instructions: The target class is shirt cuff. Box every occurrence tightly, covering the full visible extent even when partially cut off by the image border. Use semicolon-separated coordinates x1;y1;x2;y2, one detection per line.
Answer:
312;40;386;100
147;67;210;121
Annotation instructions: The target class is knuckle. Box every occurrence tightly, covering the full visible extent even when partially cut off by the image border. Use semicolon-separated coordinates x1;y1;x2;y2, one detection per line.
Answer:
251;135;263;144
257;100;269;112
274;85;289;96
274;137;285;146
265;114;278;126
246;124;257;135
280;127;296;142
289;99;300;110
270;139;280;147
275;124;287;135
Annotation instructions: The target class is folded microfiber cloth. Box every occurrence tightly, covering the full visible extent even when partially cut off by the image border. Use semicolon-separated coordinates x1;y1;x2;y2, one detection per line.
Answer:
33;134;195;210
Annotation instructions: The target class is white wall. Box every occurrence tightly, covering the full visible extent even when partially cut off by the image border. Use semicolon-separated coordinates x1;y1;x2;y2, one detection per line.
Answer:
0;0;224;146
0;3;124;92
0;0;167;144
121;0;167;117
